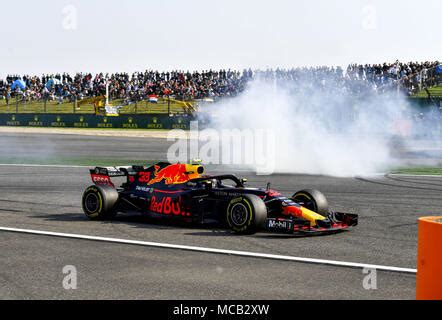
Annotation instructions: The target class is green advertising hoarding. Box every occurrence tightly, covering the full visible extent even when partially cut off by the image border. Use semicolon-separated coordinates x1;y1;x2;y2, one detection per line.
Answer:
0;114;194;130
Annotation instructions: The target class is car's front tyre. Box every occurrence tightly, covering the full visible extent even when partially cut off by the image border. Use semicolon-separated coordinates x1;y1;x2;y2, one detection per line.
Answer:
292;189;329;217
226;194;267;234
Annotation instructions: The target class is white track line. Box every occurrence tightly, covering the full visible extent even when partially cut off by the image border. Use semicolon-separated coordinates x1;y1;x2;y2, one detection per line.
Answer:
0;163;89;168
0;226;416;274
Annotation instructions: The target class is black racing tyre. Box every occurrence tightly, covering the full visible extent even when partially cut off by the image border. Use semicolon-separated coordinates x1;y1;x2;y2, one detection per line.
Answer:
292;189;329;217
226;194;267;235
82;185;119;220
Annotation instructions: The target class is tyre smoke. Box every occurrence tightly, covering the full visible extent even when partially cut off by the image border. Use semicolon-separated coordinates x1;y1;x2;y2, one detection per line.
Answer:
201;77;437;177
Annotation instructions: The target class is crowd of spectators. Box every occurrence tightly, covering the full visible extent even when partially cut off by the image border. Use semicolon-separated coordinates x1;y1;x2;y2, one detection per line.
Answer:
0;61;440;105
346;61;441;95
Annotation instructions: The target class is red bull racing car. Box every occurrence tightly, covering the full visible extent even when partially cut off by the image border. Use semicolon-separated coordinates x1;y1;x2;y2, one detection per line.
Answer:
82;162;358;235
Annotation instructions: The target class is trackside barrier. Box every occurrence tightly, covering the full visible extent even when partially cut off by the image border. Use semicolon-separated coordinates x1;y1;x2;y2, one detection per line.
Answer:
416;216;442;300
0;114;195;130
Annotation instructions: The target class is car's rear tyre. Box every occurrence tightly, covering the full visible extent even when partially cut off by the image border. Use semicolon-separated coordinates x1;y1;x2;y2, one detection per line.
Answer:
226;194;267;234
82;185;119;220
292;189;329;217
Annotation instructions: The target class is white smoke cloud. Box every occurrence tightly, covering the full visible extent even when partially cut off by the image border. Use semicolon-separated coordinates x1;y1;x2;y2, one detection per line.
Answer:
201;77;423;177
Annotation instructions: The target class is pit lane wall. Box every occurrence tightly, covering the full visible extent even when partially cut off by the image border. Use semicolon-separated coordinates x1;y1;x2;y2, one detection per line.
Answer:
0;114;194;130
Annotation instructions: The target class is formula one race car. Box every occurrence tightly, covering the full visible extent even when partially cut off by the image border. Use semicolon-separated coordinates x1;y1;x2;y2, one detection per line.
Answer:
82;161;358;235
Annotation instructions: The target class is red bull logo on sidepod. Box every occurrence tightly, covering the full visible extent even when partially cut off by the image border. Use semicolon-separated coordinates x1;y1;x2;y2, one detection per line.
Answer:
147;163;204;185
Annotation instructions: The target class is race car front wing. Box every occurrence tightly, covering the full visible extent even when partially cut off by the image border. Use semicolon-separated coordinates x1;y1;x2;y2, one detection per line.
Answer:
265;212;358;235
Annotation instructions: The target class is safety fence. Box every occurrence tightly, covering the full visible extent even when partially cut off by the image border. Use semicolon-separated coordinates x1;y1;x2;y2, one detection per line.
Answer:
402;64;442;97
0;97;193;115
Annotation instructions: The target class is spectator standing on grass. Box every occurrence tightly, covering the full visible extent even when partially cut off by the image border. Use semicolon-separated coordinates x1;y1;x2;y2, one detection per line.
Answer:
5;87;11;106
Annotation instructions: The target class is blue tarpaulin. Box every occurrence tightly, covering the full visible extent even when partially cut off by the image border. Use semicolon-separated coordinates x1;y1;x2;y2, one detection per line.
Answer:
11;79;26;90
45;78;61;89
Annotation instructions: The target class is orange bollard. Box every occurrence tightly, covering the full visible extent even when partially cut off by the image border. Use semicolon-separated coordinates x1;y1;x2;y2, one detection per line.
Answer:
416;216;442;300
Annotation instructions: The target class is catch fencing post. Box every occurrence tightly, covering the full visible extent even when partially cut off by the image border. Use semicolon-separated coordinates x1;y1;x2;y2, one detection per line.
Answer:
168;96;171;114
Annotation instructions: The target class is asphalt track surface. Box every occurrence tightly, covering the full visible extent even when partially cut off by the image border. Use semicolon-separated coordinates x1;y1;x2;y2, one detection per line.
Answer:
1;132;441;299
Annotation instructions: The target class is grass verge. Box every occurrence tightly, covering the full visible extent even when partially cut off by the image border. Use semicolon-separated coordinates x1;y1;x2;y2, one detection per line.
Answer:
391;167;442;175
413;85;442;98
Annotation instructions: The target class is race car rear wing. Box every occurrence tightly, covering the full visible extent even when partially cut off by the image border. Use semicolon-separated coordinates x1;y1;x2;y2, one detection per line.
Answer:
89;166;144;187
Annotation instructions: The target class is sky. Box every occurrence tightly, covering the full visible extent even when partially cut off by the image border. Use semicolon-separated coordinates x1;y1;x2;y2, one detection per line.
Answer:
0;0;440;77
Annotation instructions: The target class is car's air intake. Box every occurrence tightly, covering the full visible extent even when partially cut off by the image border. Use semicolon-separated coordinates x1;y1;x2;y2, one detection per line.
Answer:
185;164;205;175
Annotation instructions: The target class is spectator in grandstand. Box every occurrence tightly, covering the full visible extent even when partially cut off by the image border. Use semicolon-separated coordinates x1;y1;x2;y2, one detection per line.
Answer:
5;86;11;106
